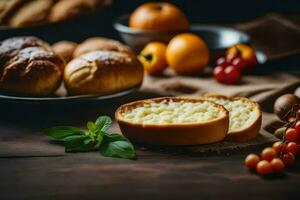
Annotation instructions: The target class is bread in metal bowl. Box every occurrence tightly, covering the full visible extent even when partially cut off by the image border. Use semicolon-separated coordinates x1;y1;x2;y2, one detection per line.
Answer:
203;94;262;141
115;97;229;145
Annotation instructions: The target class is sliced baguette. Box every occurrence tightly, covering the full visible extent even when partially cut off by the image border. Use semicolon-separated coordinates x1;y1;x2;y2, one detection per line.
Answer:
115;97;229;145
202;94;262;141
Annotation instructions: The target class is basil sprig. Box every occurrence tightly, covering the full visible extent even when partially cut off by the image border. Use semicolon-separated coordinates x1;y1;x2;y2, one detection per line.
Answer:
44;116;136;160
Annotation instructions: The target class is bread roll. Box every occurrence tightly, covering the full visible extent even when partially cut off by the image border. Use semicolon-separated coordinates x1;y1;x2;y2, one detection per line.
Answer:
8;0;53;27
52;41;78;63
73;37;133;57
64;51;143;95
0;0;22;24
0;37;64;96
49;0;93;23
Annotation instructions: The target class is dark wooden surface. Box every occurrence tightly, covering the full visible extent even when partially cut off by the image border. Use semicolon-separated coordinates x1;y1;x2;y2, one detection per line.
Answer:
0;101;300;200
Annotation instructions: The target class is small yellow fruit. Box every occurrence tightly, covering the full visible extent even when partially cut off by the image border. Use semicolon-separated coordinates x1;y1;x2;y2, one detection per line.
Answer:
138;42;168;75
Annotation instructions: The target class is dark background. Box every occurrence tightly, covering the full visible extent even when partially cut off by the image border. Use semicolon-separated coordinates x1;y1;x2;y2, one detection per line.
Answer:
1;0;300;43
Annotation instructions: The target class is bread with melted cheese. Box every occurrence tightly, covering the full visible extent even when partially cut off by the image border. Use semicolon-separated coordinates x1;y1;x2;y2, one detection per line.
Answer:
116;97;229;145
203;94;262;141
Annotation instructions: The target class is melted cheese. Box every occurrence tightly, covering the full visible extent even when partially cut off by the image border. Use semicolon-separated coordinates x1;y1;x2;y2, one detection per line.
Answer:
206;98;258;132
120;99;225;124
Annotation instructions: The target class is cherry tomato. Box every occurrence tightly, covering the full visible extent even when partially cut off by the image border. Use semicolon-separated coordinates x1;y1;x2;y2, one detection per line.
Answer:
256;160;273;175
295;121;300;134
285;142;299;155
213;66;226;83
226;54;237;64
231;57;246;71
282;153;295;167
272;141;286;155
224;66;241;84
261;147;277;161
245;154;260;169
285;128;299;142
216;57;228;68
270;158;285;173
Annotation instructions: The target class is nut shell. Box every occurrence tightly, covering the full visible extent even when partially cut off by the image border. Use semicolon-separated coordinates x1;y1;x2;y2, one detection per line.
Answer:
273;94;300;121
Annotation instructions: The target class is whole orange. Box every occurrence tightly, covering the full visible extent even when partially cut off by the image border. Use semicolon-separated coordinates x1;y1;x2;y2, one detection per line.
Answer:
129;2;189;31
166;33;209;74
138;42;168;75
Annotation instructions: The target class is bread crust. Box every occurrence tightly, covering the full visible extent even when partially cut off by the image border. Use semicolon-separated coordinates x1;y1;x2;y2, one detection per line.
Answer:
73;37;133;57
64;50;143;95
8;0;53;27
49;0;88;23
203;94;262;141
52;41;78;63
0;37;64;96
49;0;104;23
115;97;229;145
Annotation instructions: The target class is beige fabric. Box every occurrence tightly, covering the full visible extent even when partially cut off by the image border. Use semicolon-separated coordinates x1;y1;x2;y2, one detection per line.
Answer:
141;70;300;102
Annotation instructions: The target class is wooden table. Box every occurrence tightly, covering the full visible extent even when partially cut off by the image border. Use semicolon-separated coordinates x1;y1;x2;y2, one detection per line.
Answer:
0;101;299;200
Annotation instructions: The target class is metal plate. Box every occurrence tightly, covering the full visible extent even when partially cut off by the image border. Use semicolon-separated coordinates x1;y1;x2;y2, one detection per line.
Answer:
0;85;141;104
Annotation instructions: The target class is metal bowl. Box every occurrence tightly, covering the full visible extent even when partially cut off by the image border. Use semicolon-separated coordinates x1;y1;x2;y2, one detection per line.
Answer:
114;15;251;56
113;15;185;52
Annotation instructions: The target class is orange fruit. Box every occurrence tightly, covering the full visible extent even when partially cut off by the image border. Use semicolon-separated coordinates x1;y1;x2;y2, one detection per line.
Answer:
138;42;168;75
166;33;209;74
129;2;189;31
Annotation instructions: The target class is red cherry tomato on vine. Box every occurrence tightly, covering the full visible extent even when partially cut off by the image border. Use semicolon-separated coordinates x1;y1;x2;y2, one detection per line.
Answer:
285;128;299;142
216;57;228;68
282;153;295;167
285;142;299;155
224;66;241;84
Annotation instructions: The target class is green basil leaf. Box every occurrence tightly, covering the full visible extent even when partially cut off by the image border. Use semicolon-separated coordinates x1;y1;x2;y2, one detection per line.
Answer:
103;132;129;142
87;121;96;132
100;133;136;160
95;116;112;132
62;134;86;142
97;134;103;145
44;126;85;141
65;136;96;152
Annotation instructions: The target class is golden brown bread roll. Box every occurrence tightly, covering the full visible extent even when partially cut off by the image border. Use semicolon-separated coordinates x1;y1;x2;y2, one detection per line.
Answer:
0;37;64;96
73;37;133;57
52;41;78;63
0;36;51;65
0;0;22;24
7;0;53;27
64;51;144;96
49;0;93;23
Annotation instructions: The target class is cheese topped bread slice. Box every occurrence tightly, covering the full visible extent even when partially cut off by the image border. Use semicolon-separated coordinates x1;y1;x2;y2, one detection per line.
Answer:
203;94;262;141
116;97;229;145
